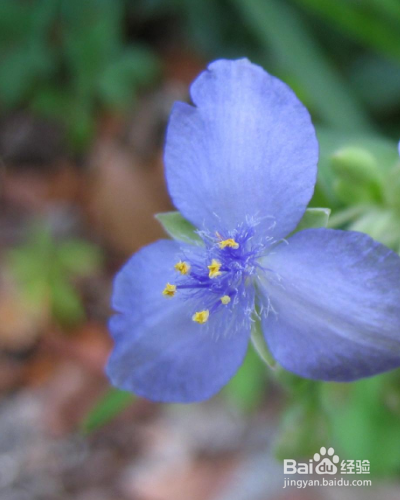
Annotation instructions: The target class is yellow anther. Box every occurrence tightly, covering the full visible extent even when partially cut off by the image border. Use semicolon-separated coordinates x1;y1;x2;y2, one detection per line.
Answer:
218;238;239;249
220;295;231;305
162;283;176;298
208;259;222;278
174;260;191;275
192;310;209;324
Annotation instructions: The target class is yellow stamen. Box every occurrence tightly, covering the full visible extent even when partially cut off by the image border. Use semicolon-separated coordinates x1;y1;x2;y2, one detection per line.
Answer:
218;238;239;249
174;260;191;275
162;283;176;298
192;310;209;324
220;295;231;305
208;259;222;278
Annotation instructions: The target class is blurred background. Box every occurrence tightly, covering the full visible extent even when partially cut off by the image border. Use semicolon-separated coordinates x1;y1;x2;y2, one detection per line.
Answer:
1;0;400;499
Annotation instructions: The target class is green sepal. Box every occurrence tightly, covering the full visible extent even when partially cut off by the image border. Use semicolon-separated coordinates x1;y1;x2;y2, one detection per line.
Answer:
289;207;331;237
155;211;202;244
250;316;276;368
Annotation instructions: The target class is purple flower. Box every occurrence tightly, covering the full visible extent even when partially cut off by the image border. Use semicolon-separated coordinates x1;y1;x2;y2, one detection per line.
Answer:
107;59;400;403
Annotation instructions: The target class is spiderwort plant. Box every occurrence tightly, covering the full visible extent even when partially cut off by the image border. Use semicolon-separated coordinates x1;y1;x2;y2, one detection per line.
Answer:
107;59;400;403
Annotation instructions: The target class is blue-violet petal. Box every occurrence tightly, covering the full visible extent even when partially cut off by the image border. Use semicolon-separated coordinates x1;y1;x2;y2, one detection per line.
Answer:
259;228;400;381
165;58;318;240
107;240;251;402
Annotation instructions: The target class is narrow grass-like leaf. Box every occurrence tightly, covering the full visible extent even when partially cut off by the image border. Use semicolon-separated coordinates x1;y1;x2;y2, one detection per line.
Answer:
81;388;134;433
366;0;400;25
294;0;400;62
232;0;372;131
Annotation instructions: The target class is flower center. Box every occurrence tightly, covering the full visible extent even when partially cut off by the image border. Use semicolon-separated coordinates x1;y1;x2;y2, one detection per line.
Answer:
162;220;269;324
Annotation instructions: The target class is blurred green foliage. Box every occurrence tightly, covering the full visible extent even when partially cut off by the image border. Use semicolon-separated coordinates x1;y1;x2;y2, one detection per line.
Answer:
314;129;400;251
0;0;160;152
4;0;400;149
322;374;400;477
223;343;269;413
8;225;103;327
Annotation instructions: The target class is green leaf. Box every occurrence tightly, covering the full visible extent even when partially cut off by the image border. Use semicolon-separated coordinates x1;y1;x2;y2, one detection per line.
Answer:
98;47;160;109
81;388;134;433
155;211;202;244
57;240;103;276
321;373;400;476
50;278;85;326
30;87;73;119
63;0;123;87
293;207;331;233
66;103;96;152
0;0;31;41
294;0;400;63
275;393;331;460
0;43;54;107
6;225;94;326
366;0;400;25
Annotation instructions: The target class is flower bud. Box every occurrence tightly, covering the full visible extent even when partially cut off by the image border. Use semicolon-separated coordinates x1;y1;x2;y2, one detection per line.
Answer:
331;147;383;204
